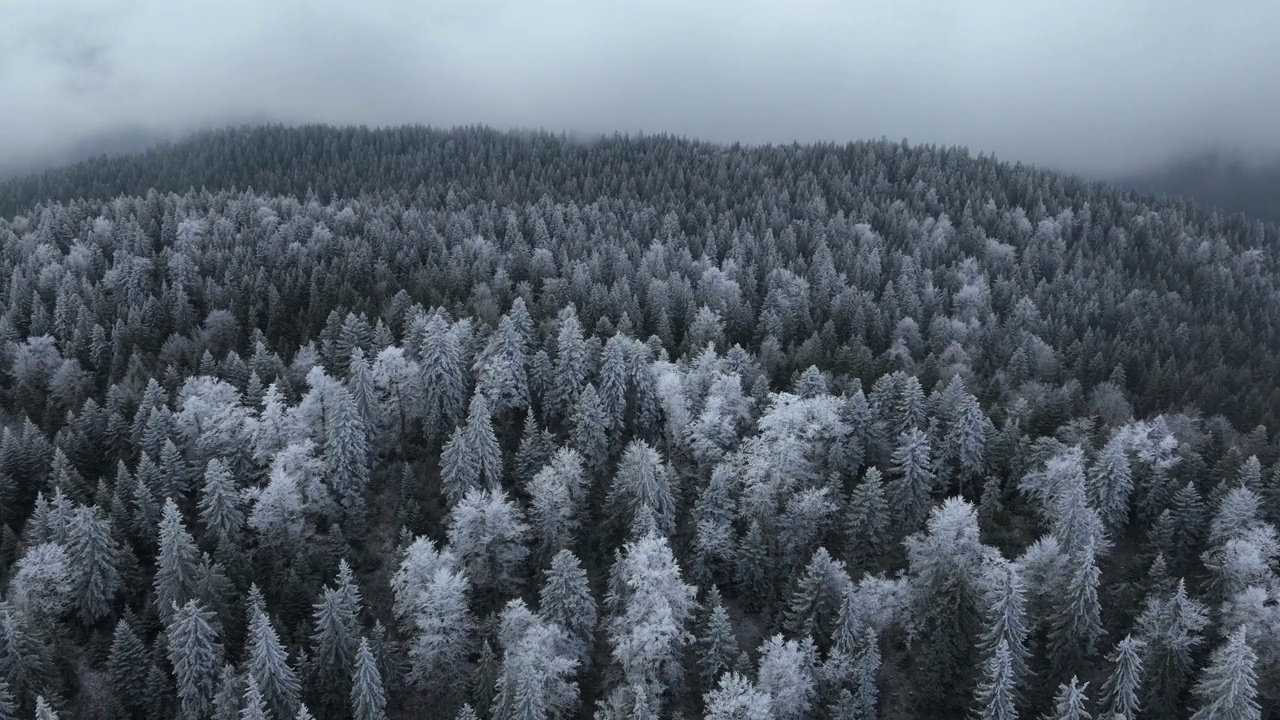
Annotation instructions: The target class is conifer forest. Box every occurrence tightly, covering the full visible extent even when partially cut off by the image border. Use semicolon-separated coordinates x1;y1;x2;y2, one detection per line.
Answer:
0;125;1279;720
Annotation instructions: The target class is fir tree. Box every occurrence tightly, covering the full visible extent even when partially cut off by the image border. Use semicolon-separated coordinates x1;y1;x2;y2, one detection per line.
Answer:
1046;544;1104;682
889;428;935;535
155;498;200;624
845;466;889;570
1047;677;1092;720
66;504;119;625
1098;635;1144;720
974;639;1019;720
539;550;597;666
108;617;148;719
1190;628;1260;720
166;599;222;720
247;606;302;720
350;638;387;720
199;458;245;551
696;586;739;687
550;306;588;421
212;664;241;720
607;440;676;536
571;384;610;476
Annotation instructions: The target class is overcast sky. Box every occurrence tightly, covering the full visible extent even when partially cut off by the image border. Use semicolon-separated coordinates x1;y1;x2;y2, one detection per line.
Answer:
3;0;1279;176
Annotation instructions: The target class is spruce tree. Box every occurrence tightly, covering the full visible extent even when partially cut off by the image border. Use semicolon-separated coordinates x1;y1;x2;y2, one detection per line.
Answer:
247;606;302;720
166;599;222;720
108;617;148;719
66;505;119;625
845;467;889;570
306;586;359;719
198;458;245;551
571;384;610;476
696;586;739;687
240;676;269;720
1190;628;1260;720
889;428;935;535
1046;544;1104;682
539;550;597;666
212;664;241;720
1047;677;1092;720
463;393;503;491
419;313;467;442
350;638;387;720
607;440;676;536
1098;635;1144;720
974;639;1019;720
155;498;200;624
550;306;588;421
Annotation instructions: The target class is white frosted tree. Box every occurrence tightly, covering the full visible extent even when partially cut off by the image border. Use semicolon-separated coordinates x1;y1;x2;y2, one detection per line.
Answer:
167;599;221;720
756;635;817;720
606;533;697;714
350;638;387;720
1190;628;1260;720
1098;635;1144;720
607;441;676;536
391;537;476;699
154;498;199;624
247;605;302;720
66;505;119;625
702;672;772;720
447;488;530;598
539;550;597;667
489;599;579;720
527;448;587;558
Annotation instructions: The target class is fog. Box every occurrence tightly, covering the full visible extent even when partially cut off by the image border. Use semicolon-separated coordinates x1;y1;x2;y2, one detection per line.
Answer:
3;0;1279;177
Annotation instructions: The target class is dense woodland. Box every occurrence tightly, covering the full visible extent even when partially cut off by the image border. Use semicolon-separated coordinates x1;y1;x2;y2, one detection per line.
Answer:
0;126;1276;719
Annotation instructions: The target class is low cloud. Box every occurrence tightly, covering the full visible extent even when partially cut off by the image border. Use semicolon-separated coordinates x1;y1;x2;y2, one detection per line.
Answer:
3;0;1279;176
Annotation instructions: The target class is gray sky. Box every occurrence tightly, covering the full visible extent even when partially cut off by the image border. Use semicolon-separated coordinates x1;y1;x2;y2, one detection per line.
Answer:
3;0;1280;176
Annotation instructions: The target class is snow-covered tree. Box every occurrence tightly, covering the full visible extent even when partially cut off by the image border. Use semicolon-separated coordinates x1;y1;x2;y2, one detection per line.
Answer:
166;599;221;720
607;440;676;536
391;538;475;699
350;638;387;720
1098;635;1144;720
446;488;529;598
756;634;817;720
154;499;199;624
489;599;579;720
702;672;772;720
66;505;119;624
1190;627;1260;720
247;605;302;720
539;550;597;667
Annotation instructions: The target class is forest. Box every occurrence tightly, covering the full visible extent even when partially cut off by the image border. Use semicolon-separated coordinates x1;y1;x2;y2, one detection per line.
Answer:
0;125;1277;719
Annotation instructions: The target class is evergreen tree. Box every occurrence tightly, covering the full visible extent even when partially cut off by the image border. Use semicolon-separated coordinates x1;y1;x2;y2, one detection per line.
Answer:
199;458;245;551
66;504;119;625
550;306;588;420
571;384;610;476
734;519;772;612
1138;580;1209;720
33;696;57;720
324;380;370;524
1098;635;1144;720
446;487;530;599
889;428;935;535
212;665;241;720
598;335;630;441
440;424;480;507
350;638;387;720
695;586;738;687
240;676;269;720
974;639;1019;720
166;599;222;720
155;498;200;624
527;448;587;558
108;617;148;719
247;606;302;720
785;547;851;649
1190;628;1260;720
0;681;13;720
845;466;890;570
306;585;359;719
463;393;503;490
419;313;467;441
1046;677;1092;720
702;672;771;720
1046;544;1104;681
607;440;676;536
539;550;597;666
474;310;530;416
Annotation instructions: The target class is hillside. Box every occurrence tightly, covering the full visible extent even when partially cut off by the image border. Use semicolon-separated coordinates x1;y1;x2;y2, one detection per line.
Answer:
0;126;1276;719
1116;150;1280;225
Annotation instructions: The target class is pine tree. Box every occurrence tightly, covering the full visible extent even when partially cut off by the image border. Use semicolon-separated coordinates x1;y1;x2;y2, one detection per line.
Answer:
166;599;222;720
1190;628;1260;720
848;627;881;720
598;335;629;441
550;306;588;421
539;550;597;666
155;498;200;624
974;639;1019;720
463;393;503;490
515;412;556;485
571;384;610;476
702;672;771;720
199;458;245;551
0;680;14;720
108;617;148;718
734;519;772;612
489;600;579;720
324;381;370;524
350;638;387;720
474;310;529;416
440;425;480;507
446;488;530;599
978;562;1031;697
1098;635;1144;720
785;547;851;649
33;696;57;720
1047;677;1092;720
66;505;119;625
306;585;359;719
1088;435;1132;533
419;313;467;442
889;428;935;535
212;664;241;720
247;606;302;720
240;676;268;720
845;467;889;570
1046;544;1104;681
471;639;498;715
527;448;587;558
696;586;739;686
1138;580;1209;720
346;348;379;432
607;440;676;536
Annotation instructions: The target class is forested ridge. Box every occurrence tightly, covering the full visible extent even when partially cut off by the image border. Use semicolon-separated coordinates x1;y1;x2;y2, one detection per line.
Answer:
0;125;1277;719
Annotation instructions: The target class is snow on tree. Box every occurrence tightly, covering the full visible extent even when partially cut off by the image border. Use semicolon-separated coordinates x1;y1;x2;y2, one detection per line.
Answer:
212;664;241;720
474;309;530;416
1088;432;1133;535
607;440;676;536
306;567;362;718
605;532;697;714
1188;627;1260;720
974;639;1019;720
539;550;597;667
418;312;468;441
240;675;269;720
845;466;889;570
346;347;379;434
1046;544;1104;681
154;498;199;624
321;374;370;524
166;599;221;720
447;487;529;598
702;672;772;720
597;335;630;441
66;505;119;624
108;617;148;718
1046;677;1092;720
489;599;579;720
198;458;244;552
691;463;738;586
905;497;999;716
527;448;587;559
33;695;58;720
888;427;936;535
549;306;588;420
755;634;817;720
370;346;423;444
390;537;475;699
350;638;387;720
977;562;1030;698
1137;580;1209;720
785;547;851;647
247;460;309;554
570;383;611;477
1098;635;1144;720
1020;446;1108;555
695;586;738;687
247;605;302;720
